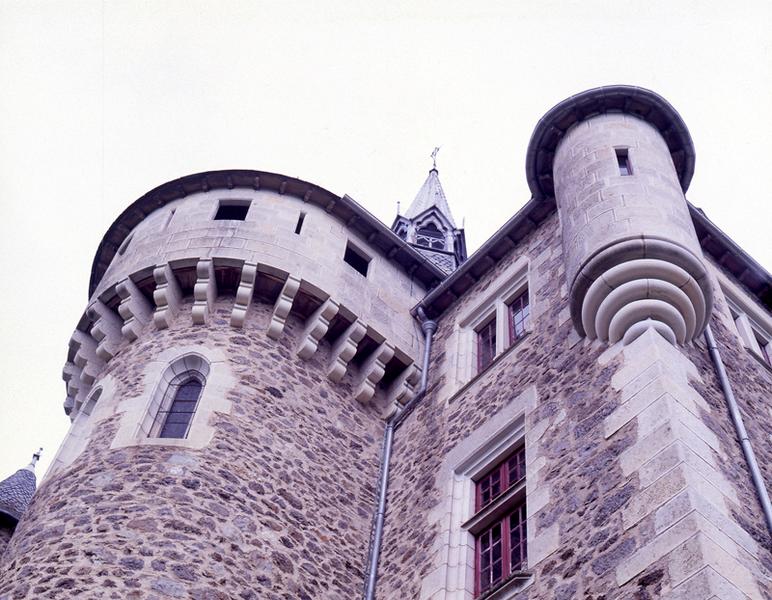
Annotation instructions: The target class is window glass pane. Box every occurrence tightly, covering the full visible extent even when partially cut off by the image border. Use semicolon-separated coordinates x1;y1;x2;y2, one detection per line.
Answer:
478;469;502;510
159;378;203;439
160;420;190;439
479;522;503;593
508;290;530;344
754;332;771;365
176;381;202;401
507;446;526;486
509;504;528;571
477;318;496;372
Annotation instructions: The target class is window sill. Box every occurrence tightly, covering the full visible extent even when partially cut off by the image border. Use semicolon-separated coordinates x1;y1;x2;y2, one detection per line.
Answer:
478;571;533;600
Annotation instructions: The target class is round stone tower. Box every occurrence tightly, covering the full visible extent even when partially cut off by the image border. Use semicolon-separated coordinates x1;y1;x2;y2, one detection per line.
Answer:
0;171;441;599
527;86;713;345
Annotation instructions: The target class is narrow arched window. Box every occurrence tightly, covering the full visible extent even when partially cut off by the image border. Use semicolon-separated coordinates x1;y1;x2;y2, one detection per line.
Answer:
145;354;210;440
156;377;203;438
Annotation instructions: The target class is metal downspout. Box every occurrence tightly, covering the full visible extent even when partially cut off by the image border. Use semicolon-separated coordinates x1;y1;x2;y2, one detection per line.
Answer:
704;324;772;536
363;309;437;600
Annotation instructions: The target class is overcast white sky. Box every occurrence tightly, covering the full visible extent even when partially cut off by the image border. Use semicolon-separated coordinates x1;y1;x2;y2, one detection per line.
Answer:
0;1;770;479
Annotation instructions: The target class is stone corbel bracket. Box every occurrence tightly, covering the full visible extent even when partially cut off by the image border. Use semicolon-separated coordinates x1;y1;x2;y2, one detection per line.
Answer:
192;259;217;325
296;297;340;359
267;275;301;339
231;262;258;328
87;300;124;362
327;319;368;383
153;263;183;329
70;330;103;387
382;362;421;419
116;277;152;342
63;261;420;421
355;341;395;403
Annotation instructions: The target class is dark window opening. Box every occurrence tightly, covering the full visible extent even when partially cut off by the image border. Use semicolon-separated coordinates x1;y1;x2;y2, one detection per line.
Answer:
117;233;133;256
164;209;176;229
416;223;446;250
295;212;306;234
754;332;771;366
344;243;370;276
615;148;632;176
476;317;496;373
214;200;251;221
508;290;530;345
157;378;203;439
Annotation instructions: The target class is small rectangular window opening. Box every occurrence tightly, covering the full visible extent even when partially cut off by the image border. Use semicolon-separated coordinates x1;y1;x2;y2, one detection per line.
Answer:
117;233;133;256
344;242;370;276
476;317;497;373
754;331;771;366
616;148;632;176
508;289;530;345
214;200;251;221
164;209;176;229
295;211;306;234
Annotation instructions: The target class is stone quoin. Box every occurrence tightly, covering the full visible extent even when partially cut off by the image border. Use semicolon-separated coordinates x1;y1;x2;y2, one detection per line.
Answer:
0;86;769;600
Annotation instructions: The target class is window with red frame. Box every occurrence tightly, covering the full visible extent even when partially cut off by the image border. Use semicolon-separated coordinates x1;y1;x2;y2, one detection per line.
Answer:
508;289;530;345
476;317;497;373
474;446;527;597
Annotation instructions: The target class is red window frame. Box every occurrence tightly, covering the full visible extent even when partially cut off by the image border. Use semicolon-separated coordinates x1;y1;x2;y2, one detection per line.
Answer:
476;317;497;373
475;446;526;511
474;447;527;597
508;289;530;346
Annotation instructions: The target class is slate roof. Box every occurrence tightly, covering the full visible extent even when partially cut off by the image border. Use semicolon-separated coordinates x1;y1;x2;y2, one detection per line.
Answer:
0;468;36;523
403;169;457;228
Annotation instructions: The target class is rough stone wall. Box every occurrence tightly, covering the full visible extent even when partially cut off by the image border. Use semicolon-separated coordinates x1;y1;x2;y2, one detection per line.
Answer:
377;212;771;599
689;269;772;551
0;527;12;560
0;300;384;600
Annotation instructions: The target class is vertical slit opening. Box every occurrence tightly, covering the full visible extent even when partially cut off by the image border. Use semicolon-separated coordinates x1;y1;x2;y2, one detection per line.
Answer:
295;212;306;234
164;209;176;229
615;148;632;176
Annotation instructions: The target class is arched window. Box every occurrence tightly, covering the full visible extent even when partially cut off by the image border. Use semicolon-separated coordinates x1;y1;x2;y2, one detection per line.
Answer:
154;377;204;438
416;222;446;250
80;388;101;417
145;354;210;440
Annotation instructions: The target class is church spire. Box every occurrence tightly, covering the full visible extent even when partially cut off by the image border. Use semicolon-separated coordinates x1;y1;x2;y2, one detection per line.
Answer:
391;149;467;275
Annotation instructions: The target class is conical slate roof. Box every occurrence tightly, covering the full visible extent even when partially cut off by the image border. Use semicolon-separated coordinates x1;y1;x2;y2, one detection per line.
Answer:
0;452;40;523
403;169;457;228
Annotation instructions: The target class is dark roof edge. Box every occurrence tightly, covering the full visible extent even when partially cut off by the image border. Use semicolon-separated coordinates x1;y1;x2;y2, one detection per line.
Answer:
689;204;772;309
415;199;771;320
526;85;696;199
414;197;556;319
88;170;446;297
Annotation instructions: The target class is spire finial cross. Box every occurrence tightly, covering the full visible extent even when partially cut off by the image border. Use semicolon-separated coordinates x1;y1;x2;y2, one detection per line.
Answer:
430;146;440;171
25;448;43;472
